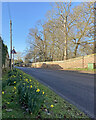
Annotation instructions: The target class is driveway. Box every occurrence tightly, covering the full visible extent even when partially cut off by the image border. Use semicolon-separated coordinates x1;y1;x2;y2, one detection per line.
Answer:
17;67;94;118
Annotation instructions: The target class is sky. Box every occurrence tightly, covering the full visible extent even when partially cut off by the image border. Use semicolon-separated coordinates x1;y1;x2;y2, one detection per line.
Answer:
2;2;80;58
2;2;52;55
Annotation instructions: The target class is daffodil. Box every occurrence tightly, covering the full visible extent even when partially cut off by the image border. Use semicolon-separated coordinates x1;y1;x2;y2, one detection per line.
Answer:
2;91;4;94
7;102;10;104
30;85;32;88
26;79;29;83
50;105;54;108
23;83;25;85
30;79;31;82
36;89;40;92
14;87;16;89
43;92;44;95
14;81;16;84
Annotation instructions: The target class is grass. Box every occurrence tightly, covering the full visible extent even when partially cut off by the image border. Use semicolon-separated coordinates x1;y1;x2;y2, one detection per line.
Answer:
67;68;96;72
2;68;90;119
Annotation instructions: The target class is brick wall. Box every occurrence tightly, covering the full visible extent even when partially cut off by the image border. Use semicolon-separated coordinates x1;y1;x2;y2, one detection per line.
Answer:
31;54;96;69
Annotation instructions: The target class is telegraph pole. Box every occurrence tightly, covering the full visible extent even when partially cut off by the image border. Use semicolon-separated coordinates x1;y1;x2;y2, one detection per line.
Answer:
10;20;12;70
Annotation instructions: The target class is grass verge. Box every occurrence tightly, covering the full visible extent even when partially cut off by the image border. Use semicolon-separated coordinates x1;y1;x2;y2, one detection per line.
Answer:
67;68;96;72
2;68;90;119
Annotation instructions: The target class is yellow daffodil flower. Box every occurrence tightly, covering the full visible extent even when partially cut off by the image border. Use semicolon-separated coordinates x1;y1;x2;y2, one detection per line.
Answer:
30;85;32;88
43;92;44;95
50;105;54;108
14;87;16;89
7;102;10;104
2;91;4;94
14;81;16;84
36;89;40;92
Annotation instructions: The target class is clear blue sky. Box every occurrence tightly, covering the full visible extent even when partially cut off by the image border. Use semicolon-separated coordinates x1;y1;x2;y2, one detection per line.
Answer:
2;2;52;54
2;2;80;55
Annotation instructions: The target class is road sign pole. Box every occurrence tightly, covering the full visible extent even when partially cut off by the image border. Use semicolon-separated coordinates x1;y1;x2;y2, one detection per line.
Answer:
13;53;14;69
10;20;12;70
12;48;17;69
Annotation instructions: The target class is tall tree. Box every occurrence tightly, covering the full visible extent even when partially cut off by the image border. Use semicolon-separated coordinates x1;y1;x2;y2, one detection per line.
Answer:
27;2;94;62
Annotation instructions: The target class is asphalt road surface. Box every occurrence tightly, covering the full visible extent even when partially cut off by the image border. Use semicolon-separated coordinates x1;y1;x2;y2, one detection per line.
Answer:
17;67;94;118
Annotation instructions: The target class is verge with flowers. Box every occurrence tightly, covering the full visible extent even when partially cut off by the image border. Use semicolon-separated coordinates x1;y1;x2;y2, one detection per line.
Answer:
2;68;89;119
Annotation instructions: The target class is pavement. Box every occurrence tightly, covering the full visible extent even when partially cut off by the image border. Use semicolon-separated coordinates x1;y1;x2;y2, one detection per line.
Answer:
17;67;95;118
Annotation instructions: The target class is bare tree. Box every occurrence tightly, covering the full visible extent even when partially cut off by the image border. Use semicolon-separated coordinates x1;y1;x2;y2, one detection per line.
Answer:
26;2;94;62
15;52;23;61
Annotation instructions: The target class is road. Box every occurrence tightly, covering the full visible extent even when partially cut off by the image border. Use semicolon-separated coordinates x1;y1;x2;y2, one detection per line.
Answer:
17;67;94;118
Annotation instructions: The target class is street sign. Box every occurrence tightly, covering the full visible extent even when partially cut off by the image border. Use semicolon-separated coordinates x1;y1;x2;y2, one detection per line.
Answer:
11;49;17;54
